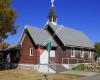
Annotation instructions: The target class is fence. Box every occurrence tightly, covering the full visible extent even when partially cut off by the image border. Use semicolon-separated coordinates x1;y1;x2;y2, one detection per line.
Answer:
62;58;93;64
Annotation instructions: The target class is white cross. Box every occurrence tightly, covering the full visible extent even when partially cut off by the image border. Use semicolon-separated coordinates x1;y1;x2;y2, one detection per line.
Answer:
51;0;54;7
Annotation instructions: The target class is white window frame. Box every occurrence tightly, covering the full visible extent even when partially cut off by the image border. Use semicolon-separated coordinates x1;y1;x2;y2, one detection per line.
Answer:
29;48;33;56
71;48;75;57
89;50;92;58
80;49;84;58
50;50;55;57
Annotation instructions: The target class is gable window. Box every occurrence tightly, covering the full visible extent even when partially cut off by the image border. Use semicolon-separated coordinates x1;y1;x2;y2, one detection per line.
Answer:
30;48;33;56
71;48;75;57
80;49;84;58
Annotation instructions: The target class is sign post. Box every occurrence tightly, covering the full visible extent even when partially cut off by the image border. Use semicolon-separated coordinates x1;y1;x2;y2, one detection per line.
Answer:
46;39;52;73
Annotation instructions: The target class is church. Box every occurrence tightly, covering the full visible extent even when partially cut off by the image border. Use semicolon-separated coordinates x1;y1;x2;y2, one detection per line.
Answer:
1;0;95;73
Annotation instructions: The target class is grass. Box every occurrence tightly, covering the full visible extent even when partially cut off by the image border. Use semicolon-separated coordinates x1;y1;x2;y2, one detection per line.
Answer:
0;69;81;80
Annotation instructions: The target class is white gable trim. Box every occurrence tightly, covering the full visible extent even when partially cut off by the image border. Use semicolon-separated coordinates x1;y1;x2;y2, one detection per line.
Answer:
20;33;26;44
19;25;27;44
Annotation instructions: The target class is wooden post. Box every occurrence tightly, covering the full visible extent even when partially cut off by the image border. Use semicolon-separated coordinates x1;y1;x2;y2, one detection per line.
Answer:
44;75;48;80
68;58;69;64
77;58;78;64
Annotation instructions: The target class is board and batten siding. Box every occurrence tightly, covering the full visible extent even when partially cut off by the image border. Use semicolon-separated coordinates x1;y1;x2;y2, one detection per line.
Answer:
50;47;95;64
19;33;40;64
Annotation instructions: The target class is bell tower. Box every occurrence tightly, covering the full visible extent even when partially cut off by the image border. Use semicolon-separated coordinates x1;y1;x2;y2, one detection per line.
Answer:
48;0;57;23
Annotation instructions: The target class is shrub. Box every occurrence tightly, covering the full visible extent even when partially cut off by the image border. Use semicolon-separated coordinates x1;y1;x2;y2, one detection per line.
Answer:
72;64;88;71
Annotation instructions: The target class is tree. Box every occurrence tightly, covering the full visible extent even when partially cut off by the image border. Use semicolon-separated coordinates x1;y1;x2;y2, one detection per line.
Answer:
95;42;100;57
0;0;18;41
0;41;9;49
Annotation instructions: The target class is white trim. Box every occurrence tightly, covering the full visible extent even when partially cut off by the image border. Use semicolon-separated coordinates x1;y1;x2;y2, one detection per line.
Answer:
52;17;53;22
71;48;75;57
62;58;90;65
62;58;70;64
19;25;27;44
56;18;57;23
50;50;55;57
29;48;33;56
20;33;26;44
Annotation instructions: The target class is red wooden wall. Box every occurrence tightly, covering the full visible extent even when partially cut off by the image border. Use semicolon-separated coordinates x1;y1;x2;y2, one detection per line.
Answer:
19;33;40;64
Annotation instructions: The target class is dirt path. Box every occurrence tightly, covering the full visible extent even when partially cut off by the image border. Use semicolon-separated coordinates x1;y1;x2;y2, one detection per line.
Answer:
80;73;100;80
61;71;99;77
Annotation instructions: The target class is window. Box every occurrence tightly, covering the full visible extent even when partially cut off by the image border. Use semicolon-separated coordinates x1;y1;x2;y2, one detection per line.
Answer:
30;48;33;56
53;18;57;22
88;50;92;58
71;48;75;57
80;50;84;58
49;18;52;22
50;51;55;57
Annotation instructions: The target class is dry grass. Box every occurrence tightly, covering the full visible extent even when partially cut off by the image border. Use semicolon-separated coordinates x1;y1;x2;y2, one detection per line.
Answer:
0;69;81;80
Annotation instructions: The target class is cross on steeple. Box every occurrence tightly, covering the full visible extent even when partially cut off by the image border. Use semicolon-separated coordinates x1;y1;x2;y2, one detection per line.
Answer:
51;0;54;7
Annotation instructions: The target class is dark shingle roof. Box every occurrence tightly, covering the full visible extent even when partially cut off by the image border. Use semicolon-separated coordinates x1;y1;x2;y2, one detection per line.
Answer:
48;23;94;49
25;25;57;47
4;43;18;51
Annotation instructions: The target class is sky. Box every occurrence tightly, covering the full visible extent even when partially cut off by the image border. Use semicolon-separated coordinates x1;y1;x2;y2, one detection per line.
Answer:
5;0;100;44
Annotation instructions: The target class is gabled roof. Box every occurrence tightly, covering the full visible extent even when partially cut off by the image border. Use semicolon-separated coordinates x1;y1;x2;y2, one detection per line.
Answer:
25;25;57;47
47;23;94;49
5;43;18;50
0;43;19;52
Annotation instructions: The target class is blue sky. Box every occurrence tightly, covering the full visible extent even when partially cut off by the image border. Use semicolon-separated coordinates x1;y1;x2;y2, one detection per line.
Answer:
5;0;100;44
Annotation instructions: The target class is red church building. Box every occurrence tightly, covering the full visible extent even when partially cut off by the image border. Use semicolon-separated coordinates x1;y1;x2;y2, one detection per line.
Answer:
1;0;95;73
